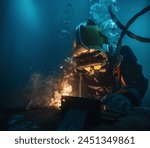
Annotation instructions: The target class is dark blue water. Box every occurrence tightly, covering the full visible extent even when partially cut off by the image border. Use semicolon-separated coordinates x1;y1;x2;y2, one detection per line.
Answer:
0;0;149;108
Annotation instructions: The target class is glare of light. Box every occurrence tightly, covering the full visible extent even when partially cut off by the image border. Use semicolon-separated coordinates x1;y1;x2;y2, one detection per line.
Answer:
14;0;39;26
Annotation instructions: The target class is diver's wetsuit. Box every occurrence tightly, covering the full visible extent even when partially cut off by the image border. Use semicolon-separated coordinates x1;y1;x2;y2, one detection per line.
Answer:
118;45;148;106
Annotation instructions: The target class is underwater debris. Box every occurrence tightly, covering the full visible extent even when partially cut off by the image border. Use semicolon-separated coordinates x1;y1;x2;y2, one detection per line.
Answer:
22;73;62;110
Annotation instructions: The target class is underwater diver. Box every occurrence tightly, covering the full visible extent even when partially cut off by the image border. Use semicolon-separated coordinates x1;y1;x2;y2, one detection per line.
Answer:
62;19;148;115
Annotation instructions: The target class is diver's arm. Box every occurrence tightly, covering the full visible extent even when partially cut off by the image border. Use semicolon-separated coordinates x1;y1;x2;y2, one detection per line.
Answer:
101;46;148;113
118;45;148;106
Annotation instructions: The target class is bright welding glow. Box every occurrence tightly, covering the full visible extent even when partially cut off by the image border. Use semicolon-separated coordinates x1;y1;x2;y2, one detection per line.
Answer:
49;80;72;109
61;81;72;96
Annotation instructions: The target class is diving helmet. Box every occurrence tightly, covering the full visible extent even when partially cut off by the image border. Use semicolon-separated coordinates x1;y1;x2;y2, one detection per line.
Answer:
74;19;108;53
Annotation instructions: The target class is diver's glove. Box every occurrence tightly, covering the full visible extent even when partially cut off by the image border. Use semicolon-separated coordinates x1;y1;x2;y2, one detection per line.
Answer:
101;93;132;115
